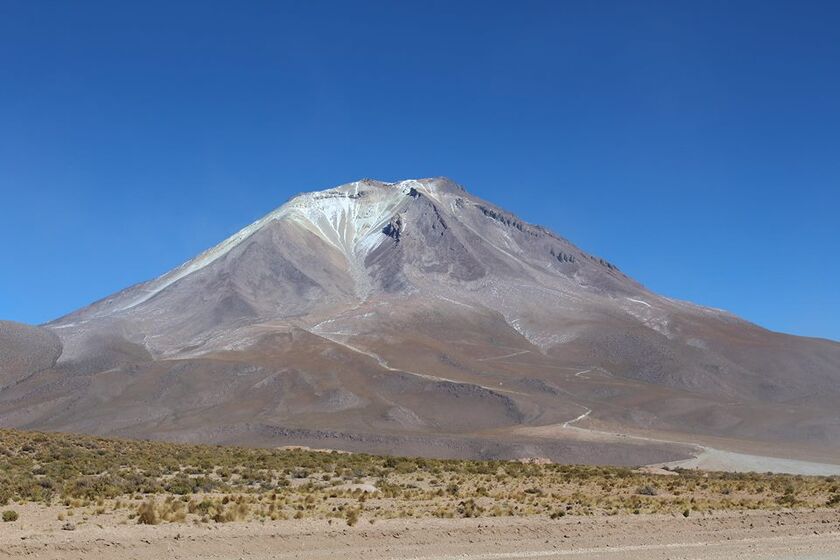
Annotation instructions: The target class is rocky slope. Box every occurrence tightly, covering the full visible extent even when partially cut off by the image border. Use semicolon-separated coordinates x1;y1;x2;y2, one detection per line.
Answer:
1;178;838;467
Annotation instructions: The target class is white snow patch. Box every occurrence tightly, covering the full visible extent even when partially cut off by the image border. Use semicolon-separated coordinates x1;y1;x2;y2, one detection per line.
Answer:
284;182;412;263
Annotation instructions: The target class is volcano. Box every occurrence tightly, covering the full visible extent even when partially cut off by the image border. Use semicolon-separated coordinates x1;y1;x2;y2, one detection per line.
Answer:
2;178;839;471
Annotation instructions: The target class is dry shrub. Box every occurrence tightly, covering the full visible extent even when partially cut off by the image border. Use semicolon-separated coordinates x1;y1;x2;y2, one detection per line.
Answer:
137;499;158;525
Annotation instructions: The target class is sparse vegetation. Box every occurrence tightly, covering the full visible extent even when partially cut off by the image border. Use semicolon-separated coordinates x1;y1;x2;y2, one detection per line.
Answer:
0;428;837;527
2;509;19;522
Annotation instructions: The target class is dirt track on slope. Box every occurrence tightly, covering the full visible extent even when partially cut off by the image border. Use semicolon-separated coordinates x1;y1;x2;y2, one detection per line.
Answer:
2;506;839;559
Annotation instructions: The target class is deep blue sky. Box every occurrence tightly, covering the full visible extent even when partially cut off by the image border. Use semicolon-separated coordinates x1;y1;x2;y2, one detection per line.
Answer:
1;1;838;341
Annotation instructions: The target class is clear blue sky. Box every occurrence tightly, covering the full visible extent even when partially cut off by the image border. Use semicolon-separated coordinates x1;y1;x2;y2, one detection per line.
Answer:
1;1;838;341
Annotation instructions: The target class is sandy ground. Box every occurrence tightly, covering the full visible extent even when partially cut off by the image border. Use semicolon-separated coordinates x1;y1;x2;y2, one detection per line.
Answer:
2;505;839;559
659;447;840;476
513;420;840;476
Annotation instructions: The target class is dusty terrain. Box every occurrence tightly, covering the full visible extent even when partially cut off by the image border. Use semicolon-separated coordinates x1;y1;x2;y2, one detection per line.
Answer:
2;505;840;559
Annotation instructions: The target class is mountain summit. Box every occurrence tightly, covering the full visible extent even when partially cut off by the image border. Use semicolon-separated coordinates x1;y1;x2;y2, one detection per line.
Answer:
2;178;839;469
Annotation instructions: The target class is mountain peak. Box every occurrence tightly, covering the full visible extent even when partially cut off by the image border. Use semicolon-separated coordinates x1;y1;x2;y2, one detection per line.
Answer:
52;175;638;326
288;177;465;203
56;177;473;320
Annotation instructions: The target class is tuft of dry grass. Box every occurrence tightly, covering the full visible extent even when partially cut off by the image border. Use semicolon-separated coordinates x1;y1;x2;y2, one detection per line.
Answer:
136;499;158;525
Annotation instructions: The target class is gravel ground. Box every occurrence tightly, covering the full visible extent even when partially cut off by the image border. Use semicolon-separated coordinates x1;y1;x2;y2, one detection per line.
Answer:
2;505;839;559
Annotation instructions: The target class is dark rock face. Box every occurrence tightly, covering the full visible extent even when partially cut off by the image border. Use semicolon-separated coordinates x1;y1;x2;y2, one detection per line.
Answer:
1;177;839;467
382;215;403;242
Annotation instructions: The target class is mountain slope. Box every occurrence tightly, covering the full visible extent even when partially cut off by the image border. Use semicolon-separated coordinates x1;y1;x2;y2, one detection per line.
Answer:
2;178;839;469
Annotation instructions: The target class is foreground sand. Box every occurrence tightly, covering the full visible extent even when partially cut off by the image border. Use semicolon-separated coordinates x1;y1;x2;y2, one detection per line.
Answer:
2;506;839;560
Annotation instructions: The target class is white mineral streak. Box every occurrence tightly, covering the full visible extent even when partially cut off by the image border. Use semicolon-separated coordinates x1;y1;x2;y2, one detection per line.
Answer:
111;180;440;313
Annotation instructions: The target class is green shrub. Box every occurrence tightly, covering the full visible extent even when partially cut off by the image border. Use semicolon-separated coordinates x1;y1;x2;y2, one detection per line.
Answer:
2;510;19;522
